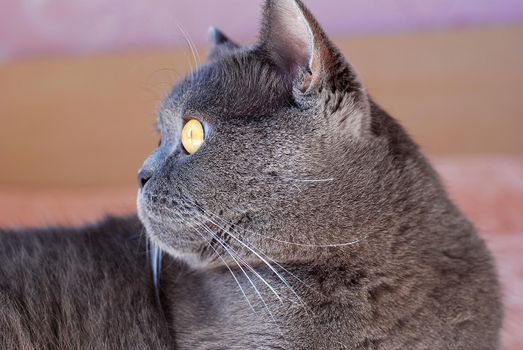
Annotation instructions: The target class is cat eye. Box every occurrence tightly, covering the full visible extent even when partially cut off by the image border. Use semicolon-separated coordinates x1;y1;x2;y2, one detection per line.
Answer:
181;119;205;154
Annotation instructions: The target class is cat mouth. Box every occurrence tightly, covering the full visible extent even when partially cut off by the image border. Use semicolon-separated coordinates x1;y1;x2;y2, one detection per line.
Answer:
137;194;216;247
136;190;251;258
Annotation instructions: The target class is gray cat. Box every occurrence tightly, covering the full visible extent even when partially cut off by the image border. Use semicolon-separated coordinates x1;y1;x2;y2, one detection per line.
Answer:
0;0;502;349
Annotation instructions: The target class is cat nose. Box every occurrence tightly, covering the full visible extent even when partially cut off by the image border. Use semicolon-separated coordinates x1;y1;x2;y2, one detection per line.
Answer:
138;168;153;189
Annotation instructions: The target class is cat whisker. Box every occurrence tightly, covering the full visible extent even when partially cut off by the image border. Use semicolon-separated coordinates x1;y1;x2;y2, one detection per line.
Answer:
191;208;317;331
144;199;305;332
158;206;285;314
192;220;283;330
152;198;299;307
149;208;282;321
210;213;323;304
194;219;284;305
206;215;309;308
145;194;307;307
147;186;369;248
149;240;163;305
194;207;305;308
189;224;257;313
176;23;201;82
282;177;335;183
194;206;311;287
208;204;370;248
147;209;258;313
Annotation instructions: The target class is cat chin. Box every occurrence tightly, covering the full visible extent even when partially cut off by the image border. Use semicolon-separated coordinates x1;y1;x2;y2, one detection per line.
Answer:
136;192;211;267
140;214;210;268
148;230;208;268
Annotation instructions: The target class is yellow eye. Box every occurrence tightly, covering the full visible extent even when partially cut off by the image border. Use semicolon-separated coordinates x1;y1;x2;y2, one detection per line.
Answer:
181;119;205;154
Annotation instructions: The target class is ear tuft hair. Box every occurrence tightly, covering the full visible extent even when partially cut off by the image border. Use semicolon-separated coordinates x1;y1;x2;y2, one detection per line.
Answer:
207;27;240;61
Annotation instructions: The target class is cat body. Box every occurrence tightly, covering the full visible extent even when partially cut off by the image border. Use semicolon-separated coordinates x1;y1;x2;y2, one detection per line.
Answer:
0;217;173;349
0;212;500;349
1;0;502;349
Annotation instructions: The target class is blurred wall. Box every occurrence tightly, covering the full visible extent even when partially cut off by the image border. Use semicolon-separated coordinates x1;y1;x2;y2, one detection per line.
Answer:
2;0;523;61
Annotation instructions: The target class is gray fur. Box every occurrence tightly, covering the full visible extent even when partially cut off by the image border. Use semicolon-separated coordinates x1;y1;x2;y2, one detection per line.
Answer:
0;217;175;349
1;0;502;349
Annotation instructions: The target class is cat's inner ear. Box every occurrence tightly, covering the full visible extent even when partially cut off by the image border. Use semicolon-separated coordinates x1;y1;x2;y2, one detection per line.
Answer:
260;0;332;92
207;27;240;61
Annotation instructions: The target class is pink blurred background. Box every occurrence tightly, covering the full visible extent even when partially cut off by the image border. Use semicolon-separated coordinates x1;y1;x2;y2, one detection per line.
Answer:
2;0;523;61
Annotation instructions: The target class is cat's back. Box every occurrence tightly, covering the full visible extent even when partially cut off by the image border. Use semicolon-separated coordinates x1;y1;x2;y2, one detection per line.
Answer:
0;216;174;350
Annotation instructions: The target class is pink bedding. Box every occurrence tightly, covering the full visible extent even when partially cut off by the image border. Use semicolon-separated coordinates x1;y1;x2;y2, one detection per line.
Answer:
1;156;522;349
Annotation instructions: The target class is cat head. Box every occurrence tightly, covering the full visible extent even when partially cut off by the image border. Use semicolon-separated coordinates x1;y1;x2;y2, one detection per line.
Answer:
137;0;431;263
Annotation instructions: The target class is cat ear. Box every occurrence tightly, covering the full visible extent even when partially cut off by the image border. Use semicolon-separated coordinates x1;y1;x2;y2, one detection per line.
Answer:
260;0;362;95
260;0;370;136
207;27;240;61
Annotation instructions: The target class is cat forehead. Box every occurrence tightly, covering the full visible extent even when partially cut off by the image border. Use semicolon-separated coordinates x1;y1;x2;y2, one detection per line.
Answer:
165;49;294;119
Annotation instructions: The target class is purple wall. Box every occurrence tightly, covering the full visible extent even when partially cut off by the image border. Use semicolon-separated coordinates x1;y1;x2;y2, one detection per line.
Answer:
1;0;522;61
